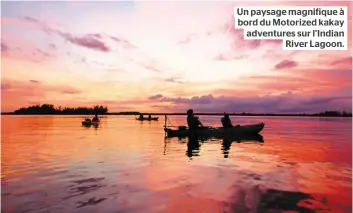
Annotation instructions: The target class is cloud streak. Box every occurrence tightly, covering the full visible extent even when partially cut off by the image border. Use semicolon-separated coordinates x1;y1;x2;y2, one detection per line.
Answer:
274;60;298;70
59;32;110;52
22;16;111;52
1;41;9;52
148;94;163;100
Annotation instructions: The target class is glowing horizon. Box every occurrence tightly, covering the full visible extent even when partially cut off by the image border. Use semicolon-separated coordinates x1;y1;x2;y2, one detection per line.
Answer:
1;1;352;113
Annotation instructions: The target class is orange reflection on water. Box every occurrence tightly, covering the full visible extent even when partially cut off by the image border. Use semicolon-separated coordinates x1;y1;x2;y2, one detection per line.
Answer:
1;115;352;213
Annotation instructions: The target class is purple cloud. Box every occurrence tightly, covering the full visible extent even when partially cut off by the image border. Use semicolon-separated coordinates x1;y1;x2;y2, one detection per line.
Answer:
35;48;52;58
59;32;110;52
162;94;215;105
1;82;10;90
150;92;351;113
148;94;163;100
48;43;56;50
139;63;163;72
61;88;81;94
23;16;41;24
109;36;136;49
331;57;352;68
29;80;40;83
165;77;184;83
1;41;9;52
22;16;111;52
275;60;298;70
88;33;102;39
23;16;43;25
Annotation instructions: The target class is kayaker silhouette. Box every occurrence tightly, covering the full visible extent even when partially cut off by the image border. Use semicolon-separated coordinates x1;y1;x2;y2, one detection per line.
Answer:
92;112;99;122
186;109;204;130
221;113;233;128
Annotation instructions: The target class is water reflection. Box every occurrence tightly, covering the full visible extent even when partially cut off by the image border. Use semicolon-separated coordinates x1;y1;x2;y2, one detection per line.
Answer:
82;123;99;129
2;115;352;213
221;134;264;158
183;134;265;159
230;186;330;213
186;136;201;159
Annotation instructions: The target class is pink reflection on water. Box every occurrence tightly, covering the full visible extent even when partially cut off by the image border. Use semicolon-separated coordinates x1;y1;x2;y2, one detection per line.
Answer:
1;115;352;213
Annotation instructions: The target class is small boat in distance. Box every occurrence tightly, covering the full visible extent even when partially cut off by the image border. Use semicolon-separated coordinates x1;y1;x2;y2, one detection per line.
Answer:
82;118;99;126
136;117;159;121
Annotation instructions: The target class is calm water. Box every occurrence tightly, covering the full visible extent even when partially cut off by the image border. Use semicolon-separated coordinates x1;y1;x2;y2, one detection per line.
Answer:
1;115;352;213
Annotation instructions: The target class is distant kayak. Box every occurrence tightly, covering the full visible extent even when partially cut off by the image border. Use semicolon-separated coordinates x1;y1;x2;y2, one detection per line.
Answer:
164;123;264;138
136;117;159;121
82;119;99;126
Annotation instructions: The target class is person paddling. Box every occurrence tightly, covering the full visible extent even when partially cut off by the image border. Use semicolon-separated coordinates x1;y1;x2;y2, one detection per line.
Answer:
221;113;233;128
187;109;204;130
92;112;99;122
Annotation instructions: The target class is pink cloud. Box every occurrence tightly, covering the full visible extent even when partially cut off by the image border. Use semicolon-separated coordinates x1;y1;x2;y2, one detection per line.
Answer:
330;57;352;69
165;77;184;84
1;41;9;53
58;32;110;52
48;43;56;50
21;16;111;52
148;94;163;100
274;60;298;70
2;46;56;63
109;36;136;49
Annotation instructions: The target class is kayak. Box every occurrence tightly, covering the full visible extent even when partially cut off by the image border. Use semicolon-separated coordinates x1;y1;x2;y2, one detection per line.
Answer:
164;123;265;138
136;117;159;121
82;120;99;126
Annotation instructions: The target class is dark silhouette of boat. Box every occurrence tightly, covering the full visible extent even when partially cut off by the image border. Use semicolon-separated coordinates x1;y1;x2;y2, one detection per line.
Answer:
164;123;264;138
136;117;159;121
82;118;99;127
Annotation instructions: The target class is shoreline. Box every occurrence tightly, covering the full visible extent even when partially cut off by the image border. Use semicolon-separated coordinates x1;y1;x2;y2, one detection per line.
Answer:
2;112;352;117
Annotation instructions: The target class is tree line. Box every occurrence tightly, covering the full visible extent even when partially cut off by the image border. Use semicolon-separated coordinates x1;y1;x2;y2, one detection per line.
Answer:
6;104;352;117
12;104;108;115
111;111;352;117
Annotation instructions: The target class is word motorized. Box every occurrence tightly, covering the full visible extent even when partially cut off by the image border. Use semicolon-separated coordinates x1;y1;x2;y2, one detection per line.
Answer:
238;18;344;27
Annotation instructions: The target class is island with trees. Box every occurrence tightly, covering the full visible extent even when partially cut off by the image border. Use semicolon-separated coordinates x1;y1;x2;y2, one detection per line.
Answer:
4;104;108;115
2;104;352;117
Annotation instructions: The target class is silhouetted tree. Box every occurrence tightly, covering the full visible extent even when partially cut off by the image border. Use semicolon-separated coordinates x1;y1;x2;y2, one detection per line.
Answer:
13;104;108;115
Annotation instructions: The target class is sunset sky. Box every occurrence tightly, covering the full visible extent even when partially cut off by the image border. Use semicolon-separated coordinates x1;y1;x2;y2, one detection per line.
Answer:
1;1;352;113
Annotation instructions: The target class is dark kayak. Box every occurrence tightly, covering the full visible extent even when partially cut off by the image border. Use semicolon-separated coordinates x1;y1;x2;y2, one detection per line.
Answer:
82;120;99;126
136;117;159;121
164;123;264;138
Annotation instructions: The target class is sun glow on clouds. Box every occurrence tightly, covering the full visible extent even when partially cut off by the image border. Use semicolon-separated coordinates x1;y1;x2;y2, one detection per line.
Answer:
1;1;352;113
